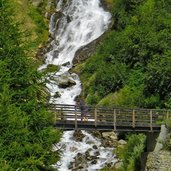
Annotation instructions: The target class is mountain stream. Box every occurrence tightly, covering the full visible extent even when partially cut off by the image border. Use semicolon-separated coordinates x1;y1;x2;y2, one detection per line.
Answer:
40;0;117;170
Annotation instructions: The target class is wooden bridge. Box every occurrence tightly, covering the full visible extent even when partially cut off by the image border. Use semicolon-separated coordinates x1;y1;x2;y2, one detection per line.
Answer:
52;104;171;132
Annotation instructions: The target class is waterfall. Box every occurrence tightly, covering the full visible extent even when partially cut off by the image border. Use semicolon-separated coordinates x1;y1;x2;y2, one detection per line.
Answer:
40;0;117;170
39;0;111;105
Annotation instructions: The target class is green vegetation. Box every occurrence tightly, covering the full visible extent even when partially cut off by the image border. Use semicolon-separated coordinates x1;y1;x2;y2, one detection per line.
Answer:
101;134;146;171
43;64;60;73
117;134;146;171
0;0;60;170
9;0;50;62
77;0;171;108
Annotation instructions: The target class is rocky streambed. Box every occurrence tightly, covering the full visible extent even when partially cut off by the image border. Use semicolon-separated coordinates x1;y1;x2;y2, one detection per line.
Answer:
53;130;127;171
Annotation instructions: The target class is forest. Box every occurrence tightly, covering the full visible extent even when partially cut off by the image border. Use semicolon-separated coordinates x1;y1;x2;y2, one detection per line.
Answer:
78;0;171;109
0;0;60;170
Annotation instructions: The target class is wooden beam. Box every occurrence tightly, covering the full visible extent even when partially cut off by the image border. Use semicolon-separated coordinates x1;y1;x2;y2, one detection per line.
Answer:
166;110;169;119
95;108;97;127
75;106;77;130
113;109;116;131
132;110;135;128
150;110;153;132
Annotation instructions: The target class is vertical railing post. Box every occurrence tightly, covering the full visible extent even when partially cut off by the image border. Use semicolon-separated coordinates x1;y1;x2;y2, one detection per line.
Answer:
54;111;56;124
132;109;135;128
113;109;116;131
60;107;63;120
75;105;77;130
95;108;97;127
166;110;169;120
150;110;153;132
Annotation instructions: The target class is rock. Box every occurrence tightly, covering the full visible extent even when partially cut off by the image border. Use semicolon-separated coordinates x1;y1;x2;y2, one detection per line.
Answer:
102;132;117;141
70;146;78;152
154;125;168;152
91;160;97;164
57;75;76;88
114;161;123;169
92;145;98;150
73;34;105;64
62;61;71;66
31;0;42;7
94;151;100;156
91;131;102;139
145;151;171;171
73;130;85;141
118;139;127;145
53;91;61;98
44;64;60;73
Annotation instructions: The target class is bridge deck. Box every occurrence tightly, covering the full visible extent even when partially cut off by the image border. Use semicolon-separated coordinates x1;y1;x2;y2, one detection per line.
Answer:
51;104;171;132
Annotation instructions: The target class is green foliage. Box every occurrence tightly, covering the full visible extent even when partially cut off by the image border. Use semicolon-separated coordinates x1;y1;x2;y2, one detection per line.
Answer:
0;1;60;170
79;0;171;108
118;134;146;171
28;3;48;35
43;64;60;73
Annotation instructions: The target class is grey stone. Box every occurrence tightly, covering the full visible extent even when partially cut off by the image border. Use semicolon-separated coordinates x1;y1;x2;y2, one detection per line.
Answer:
118;139;127;145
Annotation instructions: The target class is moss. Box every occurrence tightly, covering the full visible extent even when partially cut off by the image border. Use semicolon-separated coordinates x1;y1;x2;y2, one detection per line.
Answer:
42;64;60;73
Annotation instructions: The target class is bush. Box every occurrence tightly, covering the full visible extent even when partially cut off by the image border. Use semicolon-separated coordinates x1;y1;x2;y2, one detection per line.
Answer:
118;134;146;171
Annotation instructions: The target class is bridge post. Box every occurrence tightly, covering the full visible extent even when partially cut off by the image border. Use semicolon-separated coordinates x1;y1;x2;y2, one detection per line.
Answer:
150;110;153;132
166;110;169;119
95;108;97;127
60;107;63;120
75;106;77;130
132;109;135;128
113;109;116;131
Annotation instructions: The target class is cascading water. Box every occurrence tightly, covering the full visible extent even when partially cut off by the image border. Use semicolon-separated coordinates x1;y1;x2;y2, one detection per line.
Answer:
40;0;111;105
40;0;117;170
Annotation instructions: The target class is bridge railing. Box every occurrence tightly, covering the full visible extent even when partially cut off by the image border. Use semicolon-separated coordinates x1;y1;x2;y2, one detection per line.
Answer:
50;104;171;131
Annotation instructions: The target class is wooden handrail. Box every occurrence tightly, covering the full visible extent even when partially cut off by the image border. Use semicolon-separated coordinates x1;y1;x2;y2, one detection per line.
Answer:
52;104;169;131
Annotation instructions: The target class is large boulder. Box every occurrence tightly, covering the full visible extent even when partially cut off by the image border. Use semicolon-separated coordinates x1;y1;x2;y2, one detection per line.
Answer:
73;130;85;142
58;77;76;88
53;73;76;88
31;0;42;7
102;132;118;141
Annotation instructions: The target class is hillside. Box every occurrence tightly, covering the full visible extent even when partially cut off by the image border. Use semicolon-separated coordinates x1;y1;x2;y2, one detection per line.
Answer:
75;0;171;109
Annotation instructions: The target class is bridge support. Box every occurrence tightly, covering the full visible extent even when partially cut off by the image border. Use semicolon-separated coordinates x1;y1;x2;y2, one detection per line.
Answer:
145;132;159;152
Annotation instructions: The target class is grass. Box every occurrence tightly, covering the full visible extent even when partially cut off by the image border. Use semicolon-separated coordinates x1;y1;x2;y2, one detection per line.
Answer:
9;0;49;63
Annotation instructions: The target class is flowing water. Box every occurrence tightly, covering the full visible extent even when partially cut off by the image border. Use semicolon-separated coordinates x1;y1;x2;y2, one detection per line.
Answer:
40;0;117;170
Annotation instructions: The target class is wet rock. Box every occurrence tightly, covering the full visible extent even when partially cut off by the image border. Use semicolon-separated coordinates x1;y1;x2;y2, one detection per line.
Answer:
91;131;102;139
114;161;123;169
91;160;97;165
58;76;76;88
73;130;85;141
53;91;61;98
101;132;118;147
92;145;98;150
31;0;42;7
62;61;71;66
102;132;117;141
73;35;104;65
118;139;127;145
94;151;100;156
